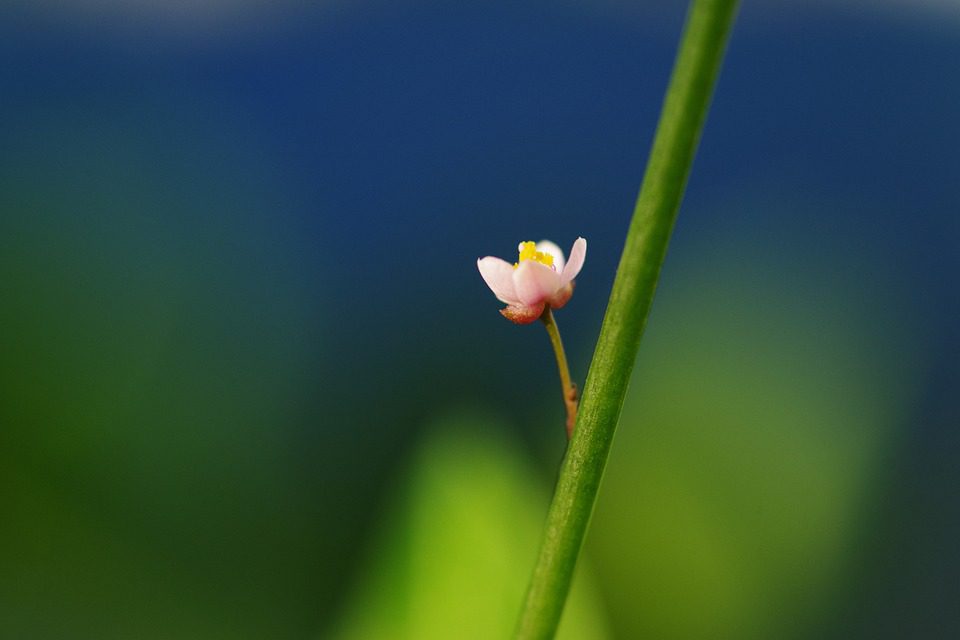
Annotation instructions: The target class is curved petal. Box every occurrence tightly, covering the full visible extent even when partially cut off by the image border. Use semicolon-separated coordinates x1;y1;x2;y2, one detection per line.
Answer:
477;257;520;304
535;240;565;273
560;237;586;285
513;260;562;306
549;282;574;309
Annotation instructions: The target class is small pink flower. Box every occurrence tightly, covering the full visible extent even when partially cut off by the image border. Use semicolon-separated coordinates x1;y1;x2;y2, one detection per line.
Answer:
477;237;587;324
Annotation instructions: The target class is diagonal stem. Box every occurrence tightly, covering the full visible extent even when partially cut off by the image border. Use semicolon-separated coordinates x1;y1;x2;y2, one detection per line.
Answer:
514;1;740;638
540;307;578;439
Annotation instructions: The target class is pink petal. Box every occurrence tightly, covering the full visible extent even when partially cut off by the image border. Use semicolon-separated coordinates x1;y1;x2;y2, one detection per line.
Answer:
560;237;586;285
513;260;562;306
500;302;545;324
549;282;574;309
477;257;520;305
534;240;565;273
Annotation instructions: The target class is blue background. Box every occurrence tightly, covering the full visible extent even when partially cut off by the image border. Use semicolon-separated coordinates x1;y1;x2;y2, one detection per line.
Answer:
1;1;957;637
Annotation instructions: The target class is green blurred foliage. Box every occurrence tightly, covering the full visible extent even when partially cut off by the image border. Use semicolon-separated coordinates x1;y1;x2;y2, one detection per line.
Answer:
331;415;609;640
0;116;326;638
585;232;917;639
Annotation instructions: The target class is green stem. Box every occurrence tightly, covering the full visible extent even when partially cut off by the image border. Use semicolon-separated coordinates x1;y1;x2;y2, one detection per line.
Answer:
540;307;578;439
514;1;739;638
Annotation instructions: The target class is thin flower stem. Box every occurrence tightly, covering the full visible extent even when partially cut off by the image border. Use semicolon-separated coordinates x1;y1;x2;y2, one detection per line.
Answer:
540;307;578;439
514;1;739;638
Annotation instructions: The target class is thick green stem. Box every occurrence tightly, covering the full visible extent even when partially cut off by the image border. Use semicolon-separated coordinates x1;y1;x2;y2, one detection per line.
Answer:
514;1;739;638
540;307;578;439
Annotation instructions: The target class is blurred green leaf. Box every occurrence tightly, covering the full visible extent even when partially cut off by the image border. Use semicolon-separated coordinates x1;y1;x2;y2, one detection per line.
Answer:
587;246;917;639
332;415;609;640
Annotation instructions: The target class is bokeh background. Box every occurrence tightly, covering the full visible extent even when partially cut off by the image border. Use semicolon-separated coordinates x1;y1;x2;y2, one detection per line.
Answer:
1;1;958;638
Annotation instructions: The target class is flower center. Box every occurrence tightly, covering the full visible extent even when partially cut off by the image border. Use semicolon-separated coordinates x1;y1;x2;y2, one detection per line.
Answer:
514;241;555;269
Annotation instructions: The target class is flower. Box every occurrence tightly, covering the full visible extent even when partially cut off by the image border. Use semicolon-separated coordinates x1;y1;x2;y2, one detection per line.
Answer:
477;237;587;324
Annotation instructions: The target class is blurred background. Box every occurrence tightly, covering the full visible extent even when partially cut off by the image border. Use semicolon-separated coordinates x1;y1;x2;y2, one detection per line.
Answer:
1;1;957;638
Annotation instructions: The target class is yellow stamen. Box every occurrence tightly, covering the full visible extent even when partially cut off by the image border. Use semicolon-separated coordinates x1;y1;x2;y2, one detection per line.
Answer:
514;241;555;269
